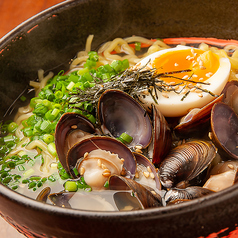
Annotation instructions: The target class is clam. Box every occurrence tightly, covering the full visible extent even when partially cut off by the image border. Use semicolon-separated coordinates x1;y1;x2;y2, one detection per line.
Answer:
36;187;51;203
109;174;163;209
98;89;152;149
164;186;214;204
151;104;172;164
159;140;217;188
48;191;118;211
48;191;74;208
55;112;97;173
133;152;161;191
222;80;238;114
211;102;238;160
66;136;137;190
203;160;238;192
174;94;223;138
48;189;149;211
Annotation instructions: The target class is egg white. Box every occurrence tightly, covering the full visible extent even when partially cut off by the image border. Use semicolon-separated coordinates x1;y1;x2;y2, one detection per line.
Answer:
136;46;231;117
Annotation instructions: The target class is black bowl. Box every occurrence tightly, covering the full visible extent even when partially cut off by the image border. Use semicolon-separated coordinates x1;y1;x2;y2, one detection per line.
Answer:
1;0;238;237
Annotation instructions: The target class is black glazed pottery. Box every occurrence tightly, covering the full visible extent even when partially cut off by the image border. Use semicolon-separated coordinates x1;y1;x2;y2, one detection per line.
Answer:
1;0;238;237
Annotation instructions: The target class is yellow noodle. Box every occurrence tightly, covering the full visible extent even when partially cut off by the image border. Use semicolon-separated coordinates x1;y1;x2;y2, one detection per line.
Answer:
85;34;94;53
70;56;89;69
232;49;238;58
25;140;55;166
224;45;238;52
40;151;55;173
103;38;135;60
25;140;48;151
151;39;171;49
15;124;25;140
38;69;45;81
15;112;34;126
77;51;88;58
198;43;210;51
35;71;54;96
18;104;32;114
14;104;33;123
8;137;31;156
98;41;112;54
124;36;155;44
29;81;41;89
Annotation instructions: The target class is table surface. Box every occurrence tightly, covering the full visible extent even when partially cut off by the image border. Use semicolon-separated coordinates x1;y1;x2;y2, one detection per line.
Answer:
0;1;65;237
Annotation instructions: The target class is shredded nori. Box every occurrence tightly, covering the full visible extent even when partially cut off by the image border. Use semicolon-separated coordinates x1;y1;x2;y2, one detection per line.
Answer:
68;65;216;108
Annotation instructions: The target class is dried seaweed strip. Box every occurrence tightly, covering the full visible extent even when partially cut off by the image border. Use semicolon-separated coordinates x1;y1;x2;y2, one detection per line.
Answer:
68;66;215;109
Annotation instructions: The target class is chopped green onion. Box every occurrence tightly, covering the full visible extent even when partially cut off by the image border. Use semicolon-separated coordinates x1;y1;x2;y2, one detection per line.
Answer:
20;95;27;102
104;181;109;188
14;175;21;180
23;168;35;177
42;99;51;108
22;179;29;184
86;114;96;124
12;185;18;190
47;142;57;156
64;181;78;192
118;132;133;144
48;175;56;182
8;122;18;133
33;103;48;117
40;120;52;132
1;172;8;178
28;181;37;189
77;68;89;76
43;134;54;144
17;165;25;171
4;135;15;143
30;176;41;181
3;177;12;184
55;91;63;99
135;42;141;51
7;161;16;169
66;81;75;91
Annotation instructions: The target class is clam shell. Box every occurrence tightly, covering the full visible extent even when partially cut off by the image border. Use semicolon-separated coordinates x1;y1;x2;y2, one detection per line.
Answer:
159;140;217;188
165;186;214;204
66;136;137;179
151;104;172;164
55;112;97;173
211;102;238;160
174;94;223;138
98;89;152;148
109;175;163;209
133;152;161;191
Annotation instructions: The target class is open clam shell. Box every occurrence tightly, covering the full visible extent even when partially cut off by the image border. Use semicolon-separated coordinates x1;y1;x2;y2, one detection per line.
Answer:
222;80;238;114
151;104;172;164
174;94;223;138
211;102;238;160
66;136;137;179
98;89;152;148
109;175;163;209
133;152;161;191
55;112;97;173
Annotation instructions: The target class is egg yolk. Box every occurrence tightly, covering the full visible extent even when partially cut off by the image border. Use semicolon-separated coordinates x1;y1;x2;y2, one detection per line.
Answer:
152;48;220;84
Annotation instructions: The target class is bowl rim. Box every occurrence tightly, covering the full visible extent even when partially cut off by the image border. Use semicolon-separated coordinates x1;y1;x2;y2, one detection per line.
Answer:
0;0;237;220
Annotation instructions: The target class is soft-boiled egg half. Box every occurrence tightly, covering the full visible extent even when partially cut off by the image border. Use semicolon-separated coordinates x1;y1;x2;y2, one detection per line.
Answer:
136;45;231;117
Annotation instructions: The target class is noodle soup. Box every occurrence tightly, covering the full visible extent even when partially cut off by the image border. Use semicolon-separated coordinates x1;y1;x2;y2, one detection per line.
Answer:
1;35;238;210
